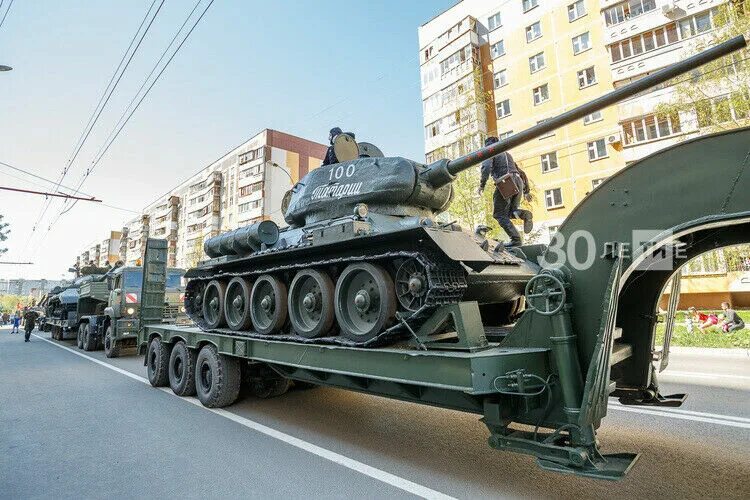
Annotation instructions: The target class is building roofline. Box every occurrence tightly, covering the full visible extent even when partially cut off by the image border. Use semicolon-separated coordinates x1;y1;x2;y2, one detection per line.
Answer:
419;0;463;28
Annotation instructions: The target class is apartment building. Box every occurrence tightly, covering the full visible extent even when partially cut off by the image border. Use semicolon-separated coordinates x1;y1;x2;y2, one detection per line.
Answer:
602;0;739;162
419;0;625;239
79;129;326;271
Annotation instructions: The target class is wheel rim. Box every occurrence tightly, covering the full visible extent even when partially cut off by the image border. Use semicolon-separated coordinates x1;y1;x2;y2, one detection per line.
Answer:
336;264;395;339
289;270;334;338
199;361;212;391
173;355;184;383
225;278;252;330
395;258;428;311
201;280;227;328
250;275;287;334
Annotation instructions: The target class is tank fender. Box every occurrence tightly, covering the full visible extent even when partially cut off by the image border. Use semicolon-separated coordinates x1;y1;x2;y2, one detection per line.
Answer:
421;227;494;270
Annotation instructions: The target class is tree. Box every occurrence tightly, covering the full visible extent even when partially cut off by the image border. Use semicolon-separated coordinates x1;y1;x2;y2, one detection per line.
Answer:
0;214;9;256
655;1;750;133
186;234;204;269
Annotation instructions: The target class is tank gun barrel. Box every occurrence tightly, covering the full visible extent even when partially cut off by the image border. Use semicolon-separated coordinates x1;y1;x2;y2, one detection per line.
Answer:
426;35;746;184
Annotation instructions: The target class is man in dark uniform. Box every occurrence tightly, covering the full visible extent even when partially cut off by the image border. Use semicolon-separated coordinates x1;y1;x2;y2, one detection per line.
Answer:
477;136;533;247
321;127;343;166
23;307;38;342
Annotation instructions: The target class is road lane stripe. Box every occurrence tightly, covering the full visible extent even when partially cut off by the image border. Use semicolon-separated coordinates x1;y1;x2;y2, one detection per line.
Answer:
661;371;750;381
32;334;455;500
608;404;750;429
609;401;750;423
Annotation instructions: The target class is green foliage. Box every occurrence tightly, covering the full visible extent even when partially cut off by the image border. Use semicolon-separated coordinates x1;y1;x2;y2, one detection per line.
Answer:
186;234;204;269
0;294;31;313
654;309;750;348
654;1;750;132
0;214;9;256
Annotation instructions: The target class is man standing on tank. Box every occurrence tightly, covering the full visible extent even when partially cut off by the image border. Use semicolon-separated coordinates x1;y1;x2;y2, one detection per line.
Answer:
477;136;533;247
321;127;343;166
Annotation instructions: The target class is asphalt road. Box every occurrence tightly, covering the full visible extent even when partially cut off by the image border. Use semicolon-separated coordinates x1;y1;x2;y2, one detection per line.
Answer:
1;325;748;499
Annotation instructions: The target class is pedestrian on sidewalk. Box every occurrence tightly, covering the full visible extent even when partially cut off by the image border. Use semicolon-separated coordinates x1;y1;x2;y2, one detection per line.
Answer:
720;302;745;332
23;308;38;342
11;312;21;334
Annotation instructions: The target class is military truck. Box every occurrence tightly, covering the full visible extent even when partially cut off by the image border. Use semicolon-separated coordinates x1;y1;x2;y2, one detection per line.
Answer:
43;269;107;340
77;265;186;358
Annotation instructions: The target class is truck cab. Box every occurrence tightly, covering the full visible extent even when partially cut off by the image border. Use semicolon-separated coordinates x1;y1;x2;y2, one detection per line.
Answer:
78;266;186;357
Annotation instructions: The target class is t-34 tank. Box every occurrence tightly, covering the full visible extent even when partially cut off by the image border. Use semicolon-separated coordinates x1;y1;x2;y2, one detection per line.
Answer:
184;36;746;346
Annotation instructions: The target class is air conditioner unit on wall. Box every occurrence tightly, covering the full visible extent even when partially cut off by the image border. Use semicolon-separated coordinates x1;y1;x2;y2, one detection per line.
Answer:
607;133;622;145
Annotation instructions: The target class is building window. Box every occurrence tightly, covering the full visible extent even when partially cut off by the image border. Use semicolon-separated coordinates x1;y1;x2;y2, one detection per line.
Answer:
537;119;555;139
496;99;512;119
577;66;596;88
604;0;657;27
425;120;440;139
439;45;474;77
568;0;586;22
238;181;263;197
621;113;682;145
240;165;262;178
592;178;606;189
499;130;514;140
679;9;715;38
525;21;542;43
491;40;505;58
609;22;679;63
583;111;603;125
587;139;608;161
532;84;550;105
522;0;539;13
545;188;563;209
529;52;545;73
572;32;591;55
488;12;502;30
238;200;262;213
541;152;559;173
493;69;507;89
697;92;750;127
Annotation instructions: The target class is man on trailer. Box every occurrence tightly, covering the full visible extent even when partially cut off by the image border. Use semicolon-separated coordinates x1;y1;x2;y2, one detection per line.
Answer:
477;136;533;247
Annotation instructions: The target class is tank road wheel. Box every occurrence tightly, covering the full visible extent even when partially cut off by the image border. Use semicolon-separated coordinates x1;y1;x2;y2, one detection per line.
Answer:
395;258;429;312
169;341;197;396
195;344;241;408
202;280;228;329
224;277;253;331
82;324;96;351
104;326;120;358
288;269;335;338
250;275;288;335
77;324;85;349
147;338;172;387
335;263;397;342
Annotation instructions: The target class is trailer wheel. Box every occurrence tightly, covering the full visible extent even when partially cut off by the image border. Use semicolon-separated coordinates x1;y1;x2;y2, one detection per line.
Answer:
77;325;84;349
169;341;197;396
147;338;172;387
104;326;120;358
195;344;241;408
82;324;96;351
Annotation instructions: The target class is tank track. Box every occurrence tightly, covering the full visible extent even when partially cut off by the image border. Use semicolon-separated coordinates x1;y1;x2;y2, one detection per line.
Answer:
185;250;467;347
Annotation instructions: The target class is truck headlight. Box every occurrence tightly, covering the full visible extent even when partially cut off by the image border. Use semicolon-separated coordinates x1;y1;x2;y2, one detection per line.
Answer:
126;307;135;315
180;306;186;313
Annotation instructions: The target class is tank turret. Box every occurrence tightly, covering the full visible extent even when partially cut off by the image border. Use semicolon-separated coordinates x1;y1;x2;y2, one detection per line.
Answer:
187;36;746;345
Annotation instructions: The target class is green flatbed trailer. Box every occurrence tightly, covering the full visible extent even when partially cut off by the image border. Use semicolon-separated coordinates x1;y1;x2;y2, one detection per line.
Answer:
137;125;750;480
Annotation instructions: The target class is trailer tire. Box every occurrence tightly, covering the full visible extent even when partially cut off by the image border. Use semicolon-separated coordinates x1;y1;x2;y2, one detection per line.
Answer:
104;326;120;358
77;324;84;349
82;324;96;351
147;338;171;387
169;341;197;396
195;345;241;408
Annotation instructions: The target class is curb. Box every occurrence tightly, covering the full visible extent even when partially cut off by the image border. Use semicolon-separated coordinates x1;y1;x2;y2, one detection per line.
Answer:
670;346;750;358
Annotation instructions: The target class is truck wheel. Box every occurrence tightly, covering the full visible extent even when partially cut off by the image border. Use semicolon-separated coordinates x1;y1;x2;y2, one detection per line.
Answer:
104;326;120;358
77;325;85;349
82;324;96;351
169;341;197;396
195;344;241;408
147;338;171;387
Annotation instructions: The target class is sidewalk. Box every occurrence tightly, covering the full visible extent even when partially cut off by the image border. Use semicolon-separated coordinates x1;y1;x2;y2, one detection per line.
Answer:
670;346;750;358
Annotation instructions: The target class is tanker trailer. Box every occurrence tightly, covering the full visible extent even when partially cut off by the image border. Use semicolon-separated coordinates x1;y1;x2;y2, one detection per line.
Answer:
137;36;749;479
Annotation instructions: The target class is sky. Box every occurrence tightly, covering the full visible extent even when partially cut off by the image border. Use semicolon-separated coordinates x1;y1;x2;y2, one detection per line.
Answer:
0;0;457;280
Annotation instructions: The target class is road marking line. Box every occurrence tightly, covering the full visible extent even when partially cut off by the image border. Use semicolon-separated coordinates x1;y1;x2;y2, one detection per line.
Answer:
608;404;750;429
661;370;750;381
609;401;750;424
32;334;455;500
